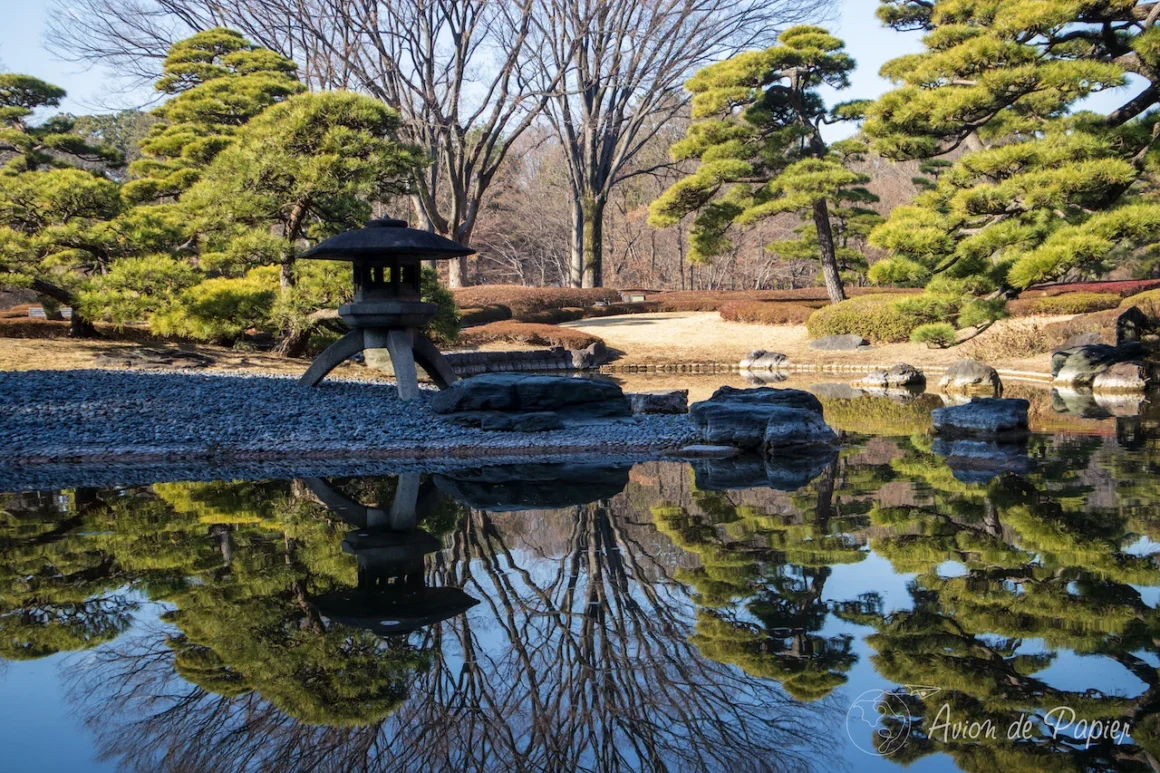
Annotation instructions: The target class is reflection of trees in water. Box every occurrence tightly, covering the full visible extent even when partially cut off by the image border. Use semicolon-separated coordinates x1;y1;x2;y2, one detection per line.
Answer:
650;451;887;702
0;489;137;660
58;487;834;772
848;436;1160;770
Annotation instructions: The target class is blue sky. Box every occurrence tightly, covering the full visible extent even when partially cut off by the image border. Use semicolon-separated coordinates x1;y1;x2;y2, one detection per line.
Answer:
0;0;1140;121
3;0;921;116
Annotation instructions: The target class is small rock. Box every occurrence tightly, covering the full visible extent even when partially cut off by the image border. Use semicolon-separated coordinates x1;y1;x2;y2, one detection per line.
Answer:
740;350;788;370
931;398;1030;436
854;363;925;390
939;359;1002;396
569;341;610;369
628;390;689;414
808;334;871;351
1092;361;1151;393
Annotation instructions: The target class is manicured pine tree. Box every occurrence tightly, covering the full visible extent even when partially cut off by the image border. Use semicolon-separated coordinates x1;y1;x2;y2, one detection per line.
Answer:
864;0;1160;315
0;75;134;336
648;26;875;303
123;28;303;205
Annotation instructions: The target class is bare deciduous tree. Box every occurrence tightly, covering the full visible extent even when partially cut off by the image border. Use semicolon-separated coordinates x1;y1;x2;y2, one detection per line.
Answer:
533;0;834;287
48;0;571;287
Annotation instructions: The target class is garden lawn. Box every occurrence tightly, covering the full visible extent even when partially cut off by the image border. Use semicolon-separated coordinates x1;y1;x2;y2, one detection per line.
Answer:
561;311;1059;373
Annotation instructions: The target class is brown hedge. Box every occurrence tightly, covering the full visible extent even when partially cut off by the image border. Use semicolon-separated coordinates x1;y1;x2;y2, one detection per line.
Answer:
718;300;816;325
458;304;513;327
453;285;621;316
1007;292;1121;316
646;287;915;312
457;321;604;351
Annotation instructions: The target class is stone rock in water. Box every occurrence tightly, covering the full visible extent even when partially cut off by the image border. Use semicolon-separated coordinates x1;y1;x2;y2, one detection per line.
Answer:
808;334;870;351
854;363;925;390
570;341;610;369
763;408;837;450
628;390;688;414
429;372;629;431
689;386;831;451
931;398;1029;436
939;359;1003;396
1052;342;1147;386
740;350;788;370
1092;361;1151;393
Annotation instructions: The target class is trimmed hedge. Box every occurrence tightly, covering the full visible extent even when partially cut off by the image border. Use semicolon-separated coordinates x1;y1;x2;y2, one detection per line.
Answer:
457;321;603;350
806;294;941;343
648;287;913;312
1121;288;1160;319
718;300;816;325
1026;292;1120;315
515;307;588;324
453;285;620;316
1023;279;1160;298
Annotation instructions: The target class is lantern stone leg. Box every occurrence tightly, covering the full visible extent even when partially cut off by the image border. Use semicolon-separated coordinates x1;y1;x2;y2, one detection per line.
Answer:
299;330;365;388
298;326;459;399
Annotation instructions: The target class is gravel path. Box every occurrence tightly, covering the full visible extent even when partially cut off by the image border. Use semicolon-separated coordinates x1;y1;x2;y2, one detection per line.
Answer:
0;370;700;486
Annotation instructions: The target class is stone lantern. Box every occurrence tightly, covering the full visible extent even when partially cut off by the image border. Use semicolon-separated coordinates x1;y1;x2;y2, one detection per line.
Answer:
305;476;479;635
297;217;474;399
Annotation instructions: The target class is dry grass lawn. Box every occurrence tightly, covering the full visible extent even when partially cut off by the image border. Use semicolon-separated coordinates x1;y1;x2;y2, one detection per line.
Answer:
562;311;1061;373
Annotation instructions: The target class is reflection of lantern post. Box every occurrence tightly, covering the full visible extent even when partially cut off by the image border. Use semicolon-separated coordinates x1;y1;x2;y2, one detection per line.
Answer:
297;218;475;399
305;476;478;635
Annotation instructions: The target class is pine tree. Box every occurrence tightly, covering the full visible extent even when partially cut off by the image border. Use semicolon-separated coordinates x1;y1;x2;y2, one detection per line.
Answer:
864;0;1160;316
123;28;302;204
0;75;131;336
648;26;875;303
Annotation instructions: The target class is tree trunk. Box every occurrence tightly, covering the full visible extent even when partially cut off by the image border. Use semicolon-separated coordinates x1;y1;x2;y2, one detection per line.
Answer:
447;255;469;289
812;198;847;304
275;327;311;358
31;278;100;338
581;195;604;288
569;198;584;288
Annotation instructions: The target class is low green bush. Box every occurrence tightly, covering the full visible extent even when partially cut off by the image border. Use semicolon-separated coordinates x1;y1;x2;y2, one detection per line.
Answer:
1030;292;1120;315
911;322;957;348
1121;288;1160;319
806;294;942;343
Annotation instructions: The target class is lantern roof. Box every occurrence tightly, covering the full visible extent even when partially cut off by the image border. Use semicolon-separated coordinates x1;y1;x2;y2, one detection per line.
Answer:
300;218;475;263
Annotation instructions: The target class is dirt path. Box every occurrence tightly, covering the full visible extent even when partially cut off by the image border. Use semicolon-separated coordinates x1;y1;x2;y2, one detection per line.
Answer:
562;311;1058;373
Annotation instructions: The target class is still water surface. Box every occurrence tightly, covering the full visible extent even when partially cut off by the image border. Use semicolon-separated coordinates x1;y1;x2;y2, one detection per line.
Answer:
3;402;1160;771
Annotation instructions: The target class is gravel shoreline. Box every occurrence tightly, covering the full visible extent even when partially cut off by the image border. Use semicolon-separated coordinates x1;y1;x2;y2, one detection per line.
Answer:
0;369;701;490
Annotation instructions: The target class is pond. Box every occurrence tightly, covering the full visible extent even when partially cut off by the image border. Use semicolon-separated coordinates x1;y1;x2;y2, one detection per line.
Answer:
3;412;1160;771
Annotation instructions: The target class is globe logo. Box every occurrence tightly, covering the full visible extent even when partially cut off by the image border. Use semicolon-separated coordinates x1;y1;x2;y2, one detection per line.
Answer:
845;688;915;757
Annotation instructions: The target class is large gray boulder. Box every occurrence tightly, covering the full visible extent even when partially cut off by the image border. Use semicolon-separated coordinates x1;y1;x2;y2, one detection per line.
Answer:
430;372;630;430
931;398;1029;436
808;334;871;351
740;350;788;370
628;389;688;414
854;363;925;390
1052;342;1147;386
689;386;832;451
939;359;1003;396
763;408;838;450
